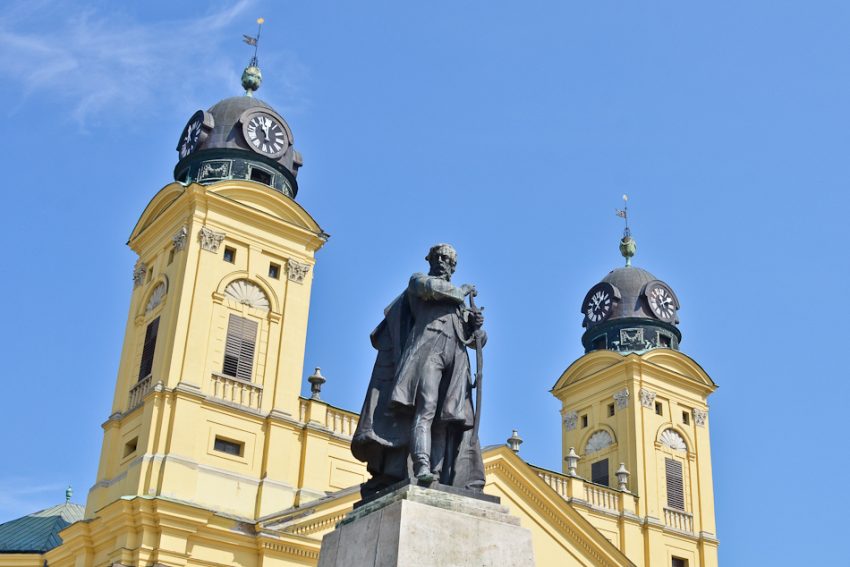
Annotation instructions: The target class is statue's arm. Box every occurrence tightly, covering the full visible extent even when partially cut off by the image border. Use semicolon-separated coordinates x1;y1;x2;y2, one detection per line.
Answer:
410;273;465;304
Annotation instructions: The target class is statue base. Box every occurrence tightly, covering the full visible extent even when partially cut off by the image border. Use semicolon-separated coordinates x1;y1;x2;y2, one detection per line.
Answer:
317;482;535;567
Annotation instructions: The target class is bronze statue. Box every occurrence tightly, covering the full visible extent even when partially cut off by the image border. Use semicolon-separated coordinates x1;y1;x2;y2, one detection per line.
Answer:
352;244;486;498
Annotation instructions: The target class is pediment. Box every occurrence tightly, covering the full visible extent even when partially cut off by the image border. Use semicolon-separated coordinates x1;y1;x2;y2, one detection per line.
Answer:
209;181;323;234
551;350;625;393
641;349;717;389
129;182;186;243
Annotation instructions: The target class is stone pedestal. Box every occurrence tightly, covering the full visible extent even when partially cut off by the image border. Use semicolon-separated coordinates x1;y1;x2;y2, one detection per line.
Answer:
317;482;535;567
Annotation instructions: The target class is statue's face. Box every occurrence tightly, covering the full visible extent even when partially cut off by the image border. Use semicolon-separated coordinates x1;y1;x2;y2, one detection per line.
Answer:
428;249;456;280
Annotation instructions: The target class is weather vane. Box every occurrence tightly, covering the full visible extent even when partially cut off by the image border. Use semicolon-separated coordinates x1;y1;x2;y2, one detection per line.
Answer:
241;18;265;96
615;194;630;238
615;194;636;266
243;17;265;67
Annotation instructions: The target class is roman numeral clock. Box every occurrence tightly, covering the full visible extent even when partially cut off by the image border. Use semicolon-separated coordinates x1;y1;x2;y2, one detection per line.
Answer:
241;108;291;158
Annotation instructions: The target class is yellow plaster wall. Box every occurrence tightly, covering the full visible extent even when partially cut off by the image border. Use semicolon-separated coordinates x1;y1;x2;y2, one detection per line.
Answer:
551;350;719;566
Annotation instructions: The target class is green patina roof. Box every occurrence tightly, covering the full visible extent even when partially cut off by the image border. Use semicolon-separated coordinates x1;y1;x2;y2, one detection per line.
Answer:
0;502;84;553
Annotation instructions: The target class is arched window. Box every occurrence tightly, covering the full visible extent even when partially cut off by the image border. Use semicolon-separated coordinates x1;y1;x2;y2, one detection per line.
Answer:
222;314;258;381
224;279;269;311
659;428;688;511
220;280;269;381
585;430;614;454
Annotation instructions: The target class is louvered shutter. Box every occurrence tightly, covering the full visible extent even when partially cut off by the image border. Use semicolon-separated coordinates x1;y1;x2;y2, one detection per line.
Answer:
666;458;685;510
223;314;258;380
591;458;609;486
138;317;159;380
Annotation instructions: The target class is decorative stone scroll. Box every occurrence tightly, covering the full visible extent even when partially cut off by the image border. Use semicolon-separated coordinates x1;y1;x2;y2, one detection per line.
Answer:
287;260;311;283
563;411;578;431
198;226;225;252
172;226;188;251
660;429;687;452
225;279;270;311
133;263;147;288
585;430;614;455
613;388;630;410
145;282;167;313
692;408;707;427
639;388;657;408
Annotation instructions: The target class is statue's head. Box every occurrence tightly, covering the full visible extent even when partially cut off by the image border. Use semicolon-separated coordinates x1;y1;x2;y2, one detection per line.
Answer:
426;243;457;280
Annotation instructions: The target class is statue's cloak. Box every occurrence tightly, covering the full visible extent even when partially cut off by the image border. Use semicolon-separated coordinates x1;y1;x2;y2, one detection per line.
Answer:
351;293;413;465
351;285;485;493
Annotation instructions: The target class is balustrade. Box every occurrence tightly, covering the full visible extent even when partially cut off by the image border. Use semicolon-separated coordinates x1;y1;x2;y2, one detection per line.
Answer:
584;483;619;512
325;408;358;437
663;507;694;532
210;373;263;410
128;375;153;410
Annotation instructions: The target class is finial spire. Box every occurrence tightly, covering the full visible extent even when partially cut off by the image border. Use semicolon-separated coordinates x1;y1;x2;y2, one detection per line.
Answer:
615;194;636;266
65;485;72;503
241;17;265;96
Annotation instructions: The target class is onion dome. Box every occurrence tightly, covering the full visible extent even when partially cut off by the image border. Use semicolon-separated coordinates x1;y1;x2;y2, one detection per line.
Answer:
172;60;302;198
580;235;681;354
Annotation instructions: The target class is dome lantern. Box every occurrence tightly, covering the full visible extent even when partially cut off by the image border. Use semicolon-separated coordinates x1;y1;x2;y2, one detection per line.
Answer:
172;18;303;198
580;199;682;354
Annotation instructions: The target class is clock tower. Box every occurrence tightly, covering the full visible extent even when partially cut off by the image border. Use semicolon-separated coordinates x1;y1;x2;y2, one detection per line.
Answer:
80;59;366;543
551;234;719;566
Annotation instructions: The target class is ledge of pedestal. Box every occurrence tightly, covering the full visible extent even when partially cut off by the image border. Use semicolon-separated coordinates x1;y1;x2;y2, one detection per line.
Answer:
318;482;535;567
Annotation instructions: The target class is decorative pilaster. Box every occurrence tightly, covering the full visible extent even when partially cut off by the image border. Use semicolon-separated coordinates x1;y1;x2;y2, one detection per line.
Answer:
172;226;188;251
613;388;630;410
133;263;147;288
639;388;657;408
198;226;225;252
287;260;311;283
563;411;578;431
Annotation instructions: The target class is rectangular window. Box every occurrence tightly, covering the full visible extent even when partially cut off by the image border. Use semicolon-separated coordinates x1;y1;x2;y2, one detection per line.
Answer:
138;317;160;380
659;334;672;348
682;411;690;425
655;401;663;416
250;167;272;185
223;246;236;263
607;403;615;417
581;414;588;428
592;335;607;350
269;262;280;279
123;437;138;458
591;459;609;486
222;314;258;380
213;436;244;457
666;458;685;510
672;557;687;567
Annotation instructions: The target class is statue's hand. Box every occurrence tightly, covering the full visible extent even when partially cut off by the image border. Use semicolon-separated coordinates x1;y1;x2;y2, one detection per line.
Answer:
461;284;477;297
472;309;485;329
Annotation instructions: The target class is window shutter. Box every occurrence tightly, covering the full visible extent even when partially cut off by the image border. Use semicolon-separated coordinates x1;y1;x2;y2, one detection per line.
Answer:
666;458;685;510
591;458;609;486
138;317;160;380
223;314;258;381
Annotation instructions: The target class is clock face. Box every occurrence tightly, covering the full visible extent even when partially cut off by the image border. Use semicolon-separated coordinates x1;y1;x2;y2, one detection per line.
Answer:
179;119;202;158
176;110;213;159
582;283;617;324
645;281;678;322
243;112;289;157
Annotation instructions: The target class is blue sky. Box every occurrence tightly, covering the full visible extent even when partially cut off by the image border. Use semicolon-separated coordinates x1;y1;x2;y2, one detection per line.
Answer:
1;1;847;563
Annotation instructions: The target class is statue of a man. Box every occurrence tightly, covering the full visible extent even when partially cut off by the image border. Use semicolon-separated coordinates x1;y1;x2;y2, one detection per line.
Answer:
352;244;486;498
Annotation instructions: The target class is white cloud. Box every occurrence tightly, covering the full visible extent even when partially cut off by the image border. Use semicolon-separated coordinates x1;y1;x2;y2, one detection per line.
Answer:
0;0;278;126
0;481;68;521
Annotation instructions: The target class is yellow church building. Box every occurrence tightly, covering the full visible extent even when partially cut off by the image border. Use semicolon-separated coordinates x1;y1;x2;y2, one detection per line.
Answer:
0;60;718;567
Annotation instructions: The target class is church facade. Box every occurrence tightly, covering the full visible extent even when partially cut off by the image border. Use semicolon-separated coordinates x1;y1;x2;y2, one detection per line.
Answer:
0;62;718;567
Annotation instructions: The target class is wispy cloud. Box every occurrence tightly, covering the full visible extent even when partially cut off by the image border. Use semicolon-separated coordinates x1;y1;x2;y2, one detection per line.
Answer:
0;480;68;521
0;0;297;126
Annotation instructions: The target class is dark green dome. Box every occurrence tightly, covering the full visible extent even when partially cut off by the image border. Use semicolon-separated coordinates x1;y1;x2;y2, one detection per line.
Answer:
173;95;303;198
